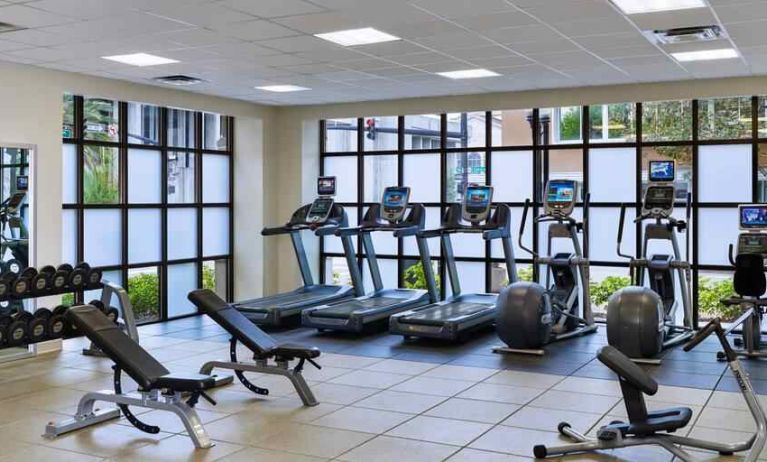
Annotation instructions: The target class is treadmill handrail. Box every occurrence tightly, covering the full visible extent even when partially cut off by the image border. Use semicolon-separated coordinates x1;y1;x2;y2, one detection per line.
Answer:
393;225;420;237
263;220;341;236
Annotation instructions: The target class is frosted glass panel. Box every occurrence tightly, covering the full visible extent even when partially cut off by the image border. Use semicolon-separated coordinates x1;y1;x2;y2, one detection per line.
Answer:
202;154;230;203
203;207;229;257
62;210;77;264
698;208;739;265
128;149;161;203
168;263;198;317
129;209;161;264
84;209;121;266
589;208;635;262
538;208;583;255
451;232;485;258
84;270;122;305
325;257;353;286
323;156;357;202
404;207;441;256
491;150;533;201
404;154;439;202
447;262;485;296
363;258;398;289
63;144;77;204
589;148;635;202
492;206;532;261
699;145;751;203
168;208;197;260
363;207;398;255
324;212;357;254
364;155;397;202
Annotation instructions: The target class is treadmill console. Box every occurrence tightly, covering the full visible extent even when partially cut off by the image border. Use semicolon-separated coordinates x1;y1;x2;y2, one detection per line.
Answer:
642;185;675;218
306;197;335;223
462;185;493;224
317;176;336;196
544;180;577;217
736;205;767;257
381;186;410;222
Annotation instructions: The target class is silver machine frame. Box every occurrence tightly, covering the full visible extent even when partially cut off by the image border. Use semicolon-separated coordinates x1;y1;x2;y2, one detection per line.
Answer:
82;280;138;356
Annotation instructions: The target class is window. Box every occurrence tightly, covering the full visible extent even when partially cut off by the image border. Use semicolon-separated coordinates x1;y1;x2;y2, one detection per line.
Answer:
642;100;692;142
698;96;751;140
404;114;440;150
363;116;397;151
325;118;357;152
62;94;233;324
589;104;636;142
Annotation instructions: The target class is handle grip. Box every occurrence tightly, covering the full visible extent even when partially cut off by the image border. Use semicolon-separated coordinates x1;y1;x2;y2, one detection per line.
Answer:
728;243;736;266
683;318;720;352
617;204;626;245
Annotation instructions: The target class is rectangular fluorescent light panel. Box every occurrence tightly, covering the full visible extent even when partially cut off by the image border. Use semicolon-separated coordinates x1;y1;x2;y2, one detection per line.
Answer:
102;53;179;67
671;48;739;62
256;85;310;92
611;0;706;14
437;69;501;79
315;27;400;46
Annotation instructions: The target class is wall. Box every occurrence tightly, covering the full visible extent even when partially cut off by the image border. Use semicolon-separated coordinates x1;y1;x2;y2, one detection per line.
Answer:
268;75;767;293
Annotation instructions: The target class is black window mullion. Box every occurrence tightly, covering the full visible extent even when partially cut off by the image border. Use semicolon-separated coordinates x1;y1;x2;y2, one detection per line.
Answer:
485;111;492;292
397;115;405;287
227;116;235;302
691;99;700;327
195;112;204;293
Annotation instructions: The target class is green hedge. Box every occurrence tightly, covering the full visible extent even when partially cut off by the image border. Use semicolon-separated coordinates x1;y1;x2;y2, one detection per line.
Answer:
403;261;441;292
590;276;631;307
698;277;738;321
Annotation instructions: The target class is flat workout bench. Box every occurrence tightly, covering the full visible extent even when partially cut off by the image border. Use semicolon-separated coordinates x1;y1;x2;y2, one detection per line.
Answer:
189;289;321;406
45;305;217;448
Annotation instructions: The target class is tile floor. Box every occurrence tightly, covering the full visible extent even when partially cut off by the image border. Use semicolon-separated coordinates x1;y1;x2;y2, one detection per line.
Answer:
0;315;765;461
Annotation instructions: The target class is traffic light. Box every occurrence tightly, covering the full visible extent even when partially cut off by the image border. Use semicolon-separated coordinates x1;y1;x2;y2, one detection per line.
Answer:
366;118;376;140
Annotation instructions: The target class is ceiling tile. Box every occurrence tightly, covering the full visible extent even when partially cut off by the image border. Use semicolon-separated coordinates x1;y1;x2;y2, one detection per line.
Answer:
511;36;581;55
272;12;362;34
409;0;513;18
215;19;300;41
575;32;647;51
714;1;767;23
0;3;78;27
728;20;767;48
218;0;325;19
629;8;717;31
26;0;130;19
455;11;538;31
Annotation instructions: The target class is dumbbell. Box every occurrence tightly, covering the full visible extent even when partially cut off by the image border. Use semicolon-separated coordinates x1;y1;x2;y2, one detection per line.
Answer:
68;263;88;289
50;305;67;339
3;259;22;275
28;308;50;343
89;299;118;324
12;267;38;296
0;314;9;347
51;265;71;290
78;263;102;286
0;272;15;298
5;309;30;347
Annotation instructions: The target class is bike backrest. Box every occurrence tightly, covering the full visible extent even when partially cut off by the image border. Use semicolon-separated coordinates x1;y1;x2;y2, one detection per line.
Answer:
734;253;766;298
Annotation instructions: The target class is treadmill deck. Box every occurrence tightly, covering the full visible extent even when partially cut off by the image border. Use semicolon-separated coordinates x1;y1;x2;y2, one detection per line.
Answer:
400;301;494;326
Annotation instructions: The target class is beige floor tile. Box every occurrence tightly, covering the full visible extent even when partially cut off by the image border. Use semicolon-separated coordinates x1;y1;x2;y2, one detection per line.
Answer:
216;446;327;461
529;389;620;414
707;391;750;411
686;426;767;459
309;406;412;433
363;358;438;375
0;376;55;401
250;422;374;459
352;389;446;414
248;396;343;423
385;415;492;446
457;383;545;405
422;364;498;382
12;386;96;413
469;426;568;457
226;374;315;398
446;448;531;461
111;434;244;461
318;353;383;369
0;409;77;445
115;408;230;434
0;443;104;462
40;421;172;458
551;376;622;397
38;368;110;388
202;411;288;444
298;365;354;382
337;435;458;462
195;388;270;414
312;382;380;405
425;398;520;424
390;376;475;396
329;370;411;389
501;406;602;433
696;406;757;433
484;370;564;389
649;385;712;406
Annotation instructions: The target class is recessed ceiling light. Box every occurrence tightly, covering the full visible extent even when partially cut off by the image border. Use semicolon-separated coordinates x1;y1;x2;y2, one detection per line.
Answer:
102;53;179;67
314;27;400;46
671;48;739;62
437;69;501;79
256;85;311;92
611;0;706;14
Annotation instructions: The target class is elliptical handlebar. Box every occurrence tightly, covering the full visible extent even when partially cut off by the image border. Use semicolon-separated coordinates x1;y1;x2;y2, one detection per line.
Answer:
518;199;537;258
616;203;634;260
728;243;737;266
684;318;737;361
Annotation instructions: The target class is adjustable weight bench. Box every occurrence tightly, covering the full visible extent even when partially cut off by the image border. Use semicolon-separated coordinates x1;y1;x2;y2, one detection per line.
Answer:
44;305;217;449
189;289;321;407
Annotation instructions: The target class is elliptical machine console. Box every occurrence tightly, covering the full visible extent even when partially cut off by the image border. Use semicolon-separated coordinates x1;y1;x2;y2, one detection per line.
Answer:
608;160;694;362
494;179;597;355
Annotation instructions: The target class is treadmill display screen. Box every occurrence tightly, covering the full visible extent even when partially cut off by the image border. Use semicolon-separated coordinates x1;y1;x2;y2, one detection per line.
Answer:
317;176;336;196
649;160;675;182
381;187;410;221
741;205;767;229
465;186;492;214
547;180;576;206
644;186;674;209
306;197;334;223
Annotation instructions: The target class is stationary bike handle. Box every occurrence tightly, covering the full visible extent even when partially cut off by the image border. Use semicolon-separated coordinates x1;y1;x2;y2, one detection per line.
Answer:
683;318;721;352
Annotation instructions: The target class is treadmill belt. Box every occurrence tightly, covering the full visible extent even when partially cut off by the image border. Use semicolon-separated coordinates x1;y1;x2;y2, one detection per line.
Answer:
403;302;492;326
312;297;402;319
237;287;339;311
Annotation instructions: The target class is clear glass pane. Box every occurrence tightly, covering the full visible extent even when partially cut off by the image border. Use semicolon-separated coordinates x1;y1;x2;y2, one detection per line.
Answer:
363;257;397;289
203;113;229;150
168;262;198;317
446;152;486;202
589;207;636;262
548;149;583;200
364;155;397;202
447;261;485;296
446;112;486;148
589;148;635;202
128;267;160;324
758;143;767;202
490;263;532;292
323;156;357;202
698;270;737;324
403;258;440;292
127;102;160;145
590;266;633;321
541;106;581;144
324;211;357;254
493;109;533;146
325;118;357;152
404;114;441;150
642;100;692;142
203;259;228;299
698;208;739;265
641;146;692;200
698;144;752;203
203;207;229;257
167;208;197;260
363;116;397;151
84;97;119;142
758;97;767;138
403;207;441;256
491;206;532;261
404;154;439;202
699;96;752;140
491;151;533;202
128;209;161;264
168;151;196;204
202;154;230;203
62;209;77;265
84;209;121;266
63;93;74;138
168;108;196;148
128;149;161;204
324;257;352;286
62;143;77;204
589;103;636;143
83;146;119;204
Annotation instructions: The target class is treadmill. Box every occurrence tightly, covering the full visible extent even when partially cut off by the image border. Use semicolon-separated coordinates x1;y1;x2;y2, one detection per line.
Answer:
302;186;438;333
235;177;363;326
389;185;518;341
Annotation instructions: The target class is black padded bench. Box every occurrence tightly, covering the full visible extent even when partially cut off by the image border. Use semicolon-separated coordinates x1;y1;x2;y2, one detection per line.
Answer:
189;289;321;406
45;305;217;449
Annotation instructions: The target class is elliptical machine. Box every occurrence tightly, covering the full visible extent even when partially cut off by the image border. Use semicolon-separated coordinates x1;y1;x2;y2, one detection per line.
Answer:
494;179;597;355
608;160;694;363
